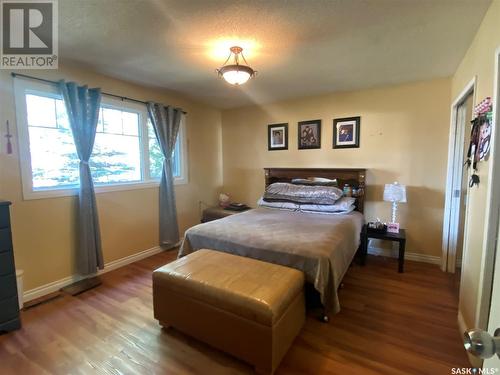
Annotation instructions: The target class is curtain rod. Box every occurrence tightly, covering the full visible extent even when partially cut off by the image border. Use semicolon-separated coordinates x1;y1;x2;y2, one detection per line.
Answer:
10;72;187;115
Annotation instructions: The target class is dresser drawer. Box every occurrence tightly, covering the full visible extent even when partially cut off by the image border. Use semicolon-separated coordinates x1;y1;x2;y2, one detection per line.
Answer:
0;296;19;323
0;206;10;229
0;274;17;300
0;228;12;253
0;252;14;276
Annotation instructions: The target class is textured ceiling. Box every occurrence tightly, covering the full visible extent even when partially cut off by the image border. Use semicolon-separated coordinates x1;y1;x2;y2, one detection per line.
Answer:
59;0;491;109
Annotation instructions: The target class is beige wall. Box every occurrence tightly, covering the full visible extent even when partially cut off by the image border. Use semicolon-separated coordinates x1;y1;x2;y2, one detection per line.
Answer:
1;2;495;313
0;65;222;291
221;78;451;258
451;0;500;329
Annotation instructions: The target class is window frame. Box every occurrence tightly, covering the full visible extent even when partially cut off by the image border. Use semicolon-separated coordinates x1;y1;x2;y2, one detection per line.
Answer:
14;79;188;201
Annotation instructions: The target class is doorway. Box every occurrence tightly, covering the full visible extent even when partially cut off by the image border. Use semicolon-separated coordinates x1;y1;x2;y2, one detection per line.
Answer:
442;80;476;274
455;94;473;269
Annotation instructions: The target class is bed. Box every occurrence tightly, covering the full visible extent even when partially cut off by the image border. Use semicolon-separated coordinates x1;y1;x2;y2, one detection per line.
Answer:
178;168;366;315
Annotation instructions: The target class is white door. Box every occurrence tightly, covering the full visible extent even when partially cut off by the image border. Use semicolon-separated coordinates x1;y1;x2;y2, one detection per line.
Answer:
463;200;500;369
483;220;500;369
464;49;500;370
484;49;500;370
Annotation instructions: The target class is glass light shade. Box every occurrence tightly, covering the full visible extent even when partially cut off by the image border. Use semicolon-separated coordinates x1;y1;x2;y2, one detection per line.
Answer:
383;182;407;202
217;64;255;85
222;70;251;85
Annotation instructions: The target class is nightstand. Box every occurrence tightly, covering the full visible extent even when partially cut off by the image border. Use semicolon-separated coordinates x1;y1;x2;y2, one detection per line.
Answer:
201;206;251;223
361;224;407;273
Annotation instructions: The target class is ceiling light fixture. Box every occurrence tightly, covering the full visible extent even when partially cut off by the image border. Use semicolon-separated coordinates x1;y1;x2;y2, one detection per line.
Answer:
216;46;256;85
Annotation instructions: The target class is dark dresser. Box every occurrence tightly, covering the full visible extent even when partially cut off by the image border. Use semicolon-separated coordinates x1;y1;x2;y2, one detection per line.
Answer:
0;201;20;333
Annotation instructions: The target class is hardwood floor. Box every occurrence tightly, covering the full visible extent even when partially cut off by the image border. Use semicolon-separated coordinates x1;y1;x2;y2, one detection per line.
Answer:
0;252;469;374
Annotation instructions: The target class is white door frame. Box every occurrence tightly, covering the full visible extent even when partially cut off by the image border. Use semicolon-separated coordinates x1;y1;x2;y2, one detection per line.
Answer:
475;47;500;329
442;77;477;272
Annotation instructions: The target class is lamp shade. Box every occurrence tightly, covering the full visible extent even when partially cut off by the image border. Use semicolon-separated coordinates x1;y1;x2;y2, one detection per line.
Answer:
220;66;252;85
383;182;407;203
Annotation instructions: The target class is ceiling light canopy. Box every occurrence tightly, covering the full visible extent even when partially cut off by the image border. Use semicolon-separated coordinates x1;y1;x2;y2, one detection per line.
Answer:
216;46;256;85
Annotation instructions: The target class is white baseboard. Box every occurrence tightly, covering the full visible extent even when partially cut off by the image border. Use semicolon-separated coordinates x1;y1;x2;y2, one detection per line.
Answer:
23;245;164;303
367;246;441;265
23;243;438;303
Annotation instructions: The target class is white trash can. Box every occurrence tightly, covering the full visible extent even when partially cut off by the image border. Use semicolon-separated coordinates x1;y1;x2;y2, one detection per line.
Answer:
16;270;24;309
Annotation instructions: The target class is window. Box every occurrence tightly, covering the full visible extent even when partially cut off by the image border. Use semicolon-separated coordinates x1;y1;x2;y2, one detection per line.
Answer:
25;94;79;189
92;106;142;185
14;79;188;200
147;120;182;179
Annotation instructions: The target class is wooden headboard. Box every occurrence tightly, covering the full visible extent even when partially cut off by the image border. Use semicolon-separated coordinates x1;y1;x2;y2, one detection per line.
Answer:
264;168;366;213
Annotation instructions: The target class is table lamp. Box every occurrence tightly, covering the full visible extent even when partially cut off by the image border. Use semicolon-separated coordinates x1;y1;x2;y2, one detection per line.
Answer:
383;182;407;233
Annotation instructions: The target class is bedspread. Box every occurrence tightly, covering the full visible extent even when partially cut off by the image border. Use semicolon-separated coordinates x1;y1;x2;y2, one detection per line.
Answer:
178;207;364;314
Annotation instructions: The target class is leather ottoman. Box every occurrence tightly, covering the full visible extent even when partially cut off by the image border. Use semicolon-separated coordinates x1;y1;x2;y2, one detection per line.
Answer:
153;249;305;374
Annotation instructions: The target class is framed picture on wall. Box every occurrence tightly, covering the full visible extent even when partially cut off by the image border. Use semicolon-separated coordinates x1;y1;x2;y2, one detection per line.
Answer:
298;119;321;149
333;116;360;149
268;123;288;151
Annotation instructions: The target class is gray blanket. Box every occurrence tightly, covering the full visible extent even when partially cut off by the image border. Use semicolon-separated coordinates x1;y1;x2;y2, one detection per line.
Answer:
178;207;364;314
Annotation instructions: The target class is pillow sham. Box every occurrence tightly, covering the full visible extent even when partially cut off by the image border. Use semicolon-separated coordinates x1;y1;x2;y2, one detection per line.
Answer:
258;196;356;214
291;177;338;187
301;205;356;215
258;198;300;211
264;182;343;205
300;197;355;212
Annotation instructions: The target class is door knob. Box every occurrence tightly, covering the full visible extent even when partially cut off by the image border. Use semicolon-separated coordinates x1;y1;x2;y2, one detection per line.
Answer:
463;328;500;359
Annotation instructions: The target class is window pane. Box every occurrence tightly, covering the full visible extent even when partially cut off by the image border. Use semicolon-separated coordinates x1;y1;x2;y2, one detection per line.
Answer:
55;99;70;130
122;112;139;136
149;136;163;179
91;107;141;185
28;126;79;189
26;94;57;128
96;108;104;133
26;94;79;189
172;138;181;177
147;120;182;180
102;108;123;135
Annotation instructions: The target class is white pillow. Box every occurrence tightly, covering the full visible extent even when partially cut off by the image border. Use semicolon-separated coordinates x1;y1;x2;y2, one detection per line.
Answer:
300;197;355;212
301;205;356;215
258;197;356;214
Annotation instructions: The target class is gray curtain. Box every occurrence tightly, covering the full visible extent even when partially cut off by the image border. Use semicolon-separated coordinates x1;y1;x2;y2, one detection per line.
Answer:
59;80;104;275
147;103;183;248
